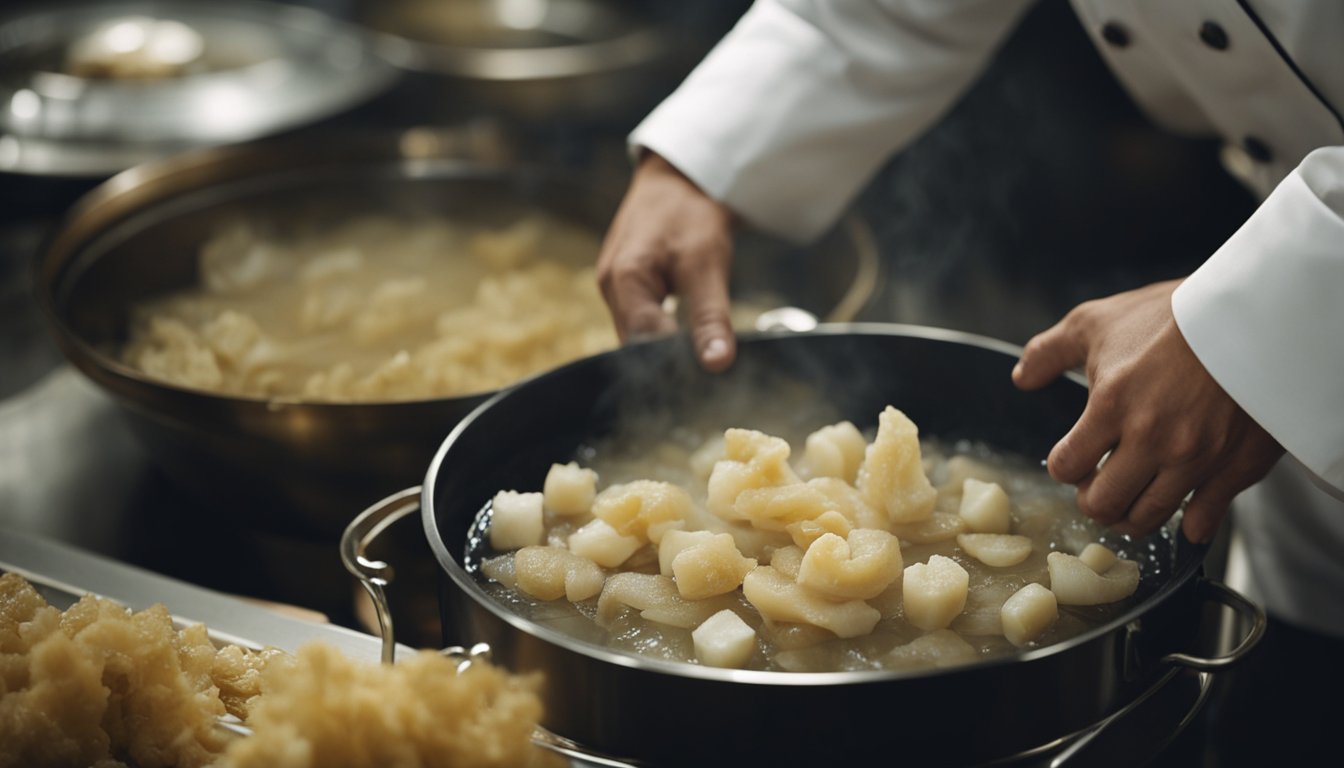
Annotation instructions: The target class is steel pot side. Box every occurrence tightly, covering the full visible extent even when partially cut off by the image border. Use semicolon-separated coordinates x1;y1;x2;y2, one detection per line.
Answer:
415;326;1249;765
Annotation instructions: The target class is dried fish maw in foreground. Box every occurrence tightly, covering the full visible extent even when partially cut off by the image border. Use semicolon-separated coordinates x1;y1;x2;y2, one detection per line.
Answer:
217;643;563;768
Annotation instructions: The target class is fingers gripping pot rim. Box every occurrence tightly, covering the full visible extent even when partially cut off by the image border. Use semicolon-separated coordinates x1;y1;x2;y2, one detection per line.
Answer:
342;325;1265;766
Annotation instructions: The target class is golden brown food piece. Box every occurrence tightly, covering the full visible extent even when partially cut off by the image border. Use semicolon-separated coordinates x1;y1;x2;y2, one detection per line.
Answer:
0;572;561;768
0;572;238;768
218;644;562;768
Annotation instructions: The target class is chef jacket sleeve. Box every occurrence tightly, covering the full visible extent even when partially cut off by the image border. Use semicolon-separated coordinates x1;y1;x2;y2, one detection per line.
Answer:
630;0;1038;243
1173;146;1344;497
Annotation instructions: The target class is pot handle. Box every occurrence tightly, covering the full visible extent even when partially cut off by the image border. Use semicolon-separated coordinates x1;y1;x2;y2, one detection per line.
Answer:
1161;578;1266;671
340;485;424;665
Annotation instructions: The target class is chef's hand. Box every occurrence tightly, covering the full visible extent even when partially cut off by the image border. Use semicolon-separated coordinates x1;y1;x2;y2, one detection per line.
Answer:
597;151;737;372
1011;279;1284;544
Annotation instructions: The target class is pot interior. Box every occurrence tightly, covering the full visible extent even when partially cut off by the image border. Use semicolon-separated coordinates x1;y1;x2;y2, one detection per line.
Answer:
424;325;1203;674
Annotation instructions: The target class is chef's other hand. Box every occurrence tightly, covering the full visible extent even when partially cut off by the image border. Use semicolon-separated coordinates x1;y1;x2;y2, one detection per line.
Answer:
597;151;737;372
1011;279;1284;544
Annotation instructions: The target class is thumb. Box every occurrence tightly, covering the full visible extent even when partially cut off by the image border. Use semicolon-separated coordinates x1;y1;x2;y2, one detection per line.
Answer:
1013;319;1088;391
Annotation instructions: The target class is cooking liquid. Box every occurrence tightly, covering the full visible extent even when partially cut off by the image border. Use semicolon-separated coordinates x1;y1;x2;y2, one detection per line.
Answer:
465;417;1174;674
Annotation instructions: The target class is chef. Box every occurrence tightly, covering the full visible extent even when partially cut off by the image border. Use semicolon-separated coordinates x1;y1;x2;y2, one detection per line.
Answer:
596;1;1344;762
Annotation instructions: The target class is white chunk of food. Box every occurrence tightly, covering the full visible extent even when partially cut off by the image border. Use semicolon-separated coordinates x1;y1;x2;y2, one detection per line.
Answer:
543;461;599;516
706;429;801;520
596;573;736;629
797;530;903;601
742;566;881;639
733;483;832;532
802;421;868;483
513;546;606;602
785;509;853;550
489;490;545;550
959;478;1012;534
1047;551;1141;605
902;554;970;631
1000;583;1058;647
883;629;978;671
670;533;758;600
956;533;1033;567
1079;542;1119;573
591;480;691;544
692;609;758;668
891;511;967;545
568;519;642;568
856;406;937;524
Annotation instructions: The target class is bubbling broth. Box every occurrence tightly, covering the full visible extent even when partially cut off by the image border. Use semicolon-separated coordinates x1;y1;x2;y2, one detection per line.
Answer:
466;399;1168;674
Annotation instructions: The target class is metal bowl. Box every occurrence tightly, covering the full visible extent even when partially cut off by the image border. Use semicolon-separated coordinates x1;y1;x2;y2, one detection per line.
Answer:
354;0;681;123
35;127;879;539
0;0;397;177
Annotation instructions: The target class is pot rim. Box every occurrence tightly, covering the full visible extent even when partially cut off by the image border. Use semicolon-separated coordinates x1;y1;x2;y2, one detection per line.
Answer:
421;322;1207;686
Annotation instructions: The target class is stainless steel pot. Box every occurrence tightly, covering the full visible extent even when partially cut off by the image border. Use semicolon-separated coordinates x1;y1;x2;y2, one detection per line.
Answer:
0;0;397;178
342;325;1264;766
36;127;879;539
353;0;683;123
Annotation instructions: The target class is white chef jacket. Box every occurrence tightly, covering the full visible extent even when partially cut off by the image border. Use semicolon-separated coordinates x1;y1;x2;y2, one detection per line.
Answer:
631;0;1344;635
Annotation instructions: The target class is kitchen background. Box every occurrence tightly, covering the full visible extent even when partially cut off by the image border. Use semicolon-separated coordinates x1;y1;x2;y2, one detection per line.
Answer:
1;0;1276;765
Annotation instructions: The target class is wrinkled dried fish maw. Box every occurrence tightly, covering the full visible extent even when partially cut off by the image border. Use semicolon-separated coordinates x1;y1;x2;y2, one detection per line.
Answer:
742;567;880;639
856;407;936;524
797;530;903;601
592;480;691;544
801;421;867;483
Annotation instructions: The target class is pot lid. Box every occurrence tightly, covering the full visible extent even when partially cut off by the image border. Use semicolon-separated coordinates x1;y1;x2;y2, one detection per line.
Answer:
0;0;399;178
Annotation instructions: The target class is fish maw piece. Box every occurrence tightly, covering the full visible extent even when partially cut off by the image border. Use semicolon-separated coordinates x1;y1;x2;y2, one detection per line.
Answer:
480;555;517;588
489;491;545;550
806;477;887;530
786;510;853;550
706;429;801;519
769;545;805;580
856;407;936;524
891;511;967;545
1001;583;1058;647
514;546;606;602
959;479;1012;534
733;483;833;532
1078;543;1119;574
1047;552;1140;605
692;610;758;669
797;530;903;601
903;555;969;631
596;573;735;629
658;529;718;576
883;629;977;671
802;421;867;483
742;566;880;639
688;436;725;482
543;462;599;516
670;534;757;600
568;519;642;568
940;454;1007;491
956;534;1033;567
591;480;691;544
